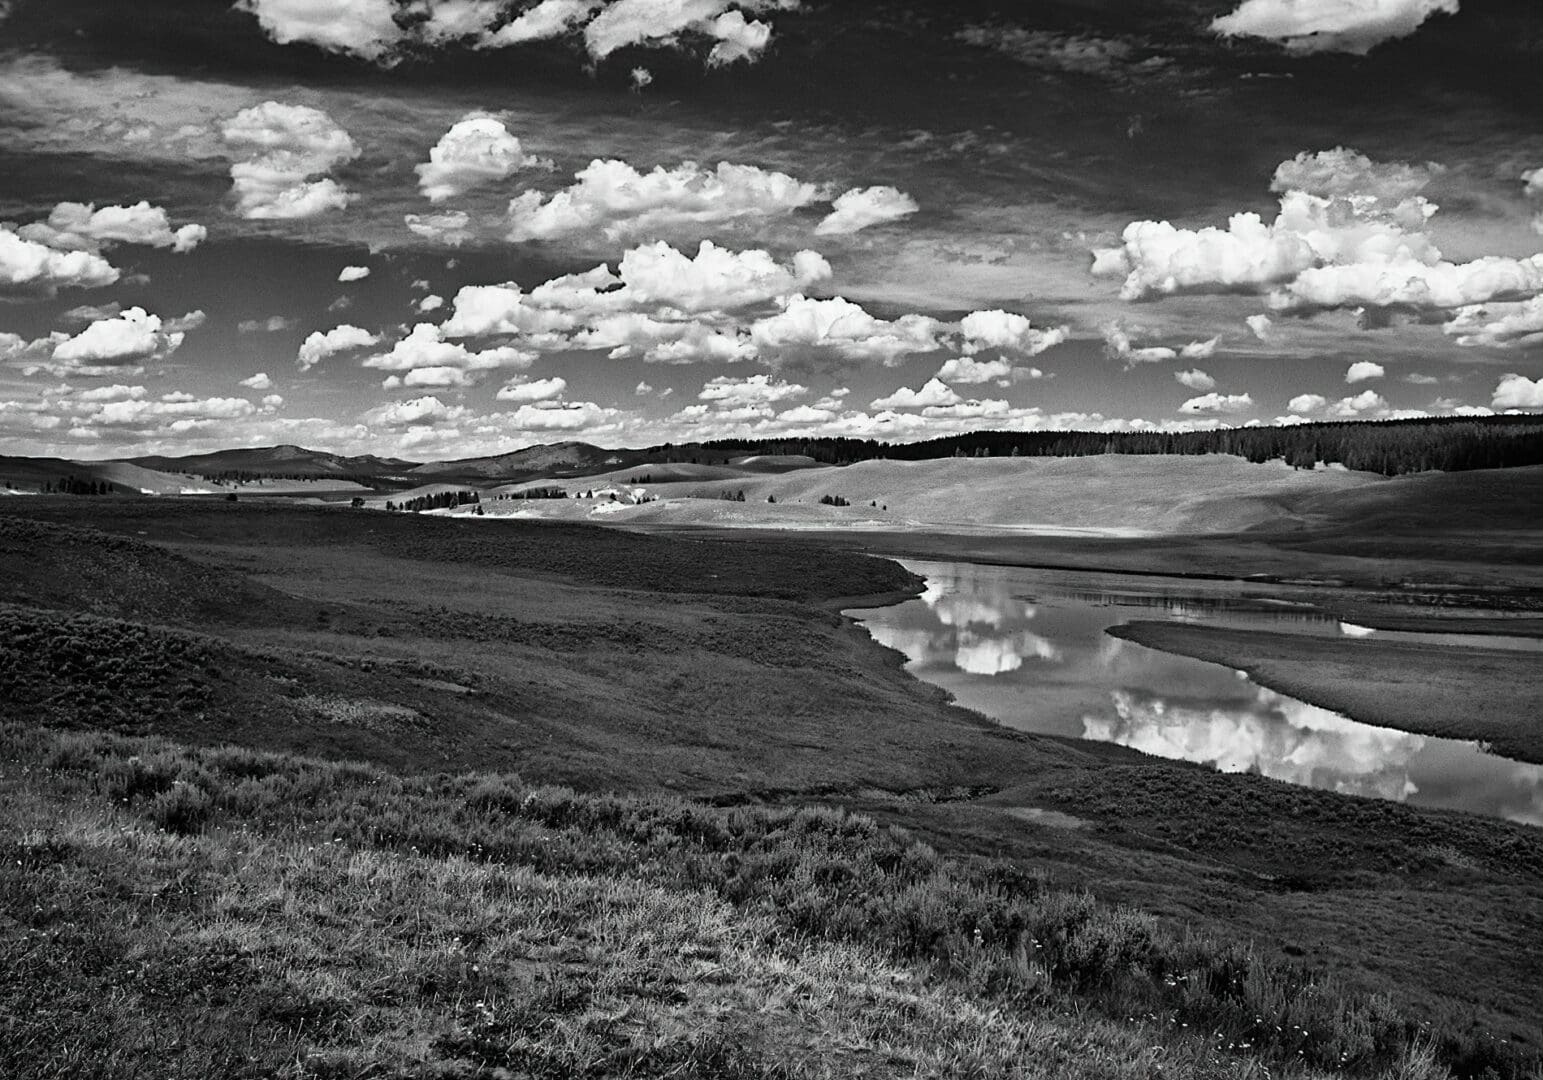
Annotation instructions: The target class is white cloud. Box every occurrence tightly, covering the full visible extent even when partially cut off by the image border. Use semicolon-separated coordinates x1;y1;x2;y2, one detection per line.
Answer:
416;115;552;202
871;378;961;410
1103;324;1217;366
936;356;1012;385
235;0;401;60
1096;145;1543;319
1444;296;1543;350
508;399;617;431
0;226;119;297
52;307;186;366
405;211;474;245
16;201;205;253
583;0;784;62
238;315;296;333
959;309;1067;357
815;186;919;236
1492;374;1543;410
705;9;775;66
1288;393;1328;414
1176;369;1216;391
750;295;941;365
1345;360;1385;383
220;101;360;220
1179;392;1253;415
1524;168;1543;199
480;0;601;46
362;395;469;428
417;294;445;313
496;376;568;403
1326;389;1391;417
297;324;381;370
443;240;825;357
699;373;806;406
1246;313;1274;340
507;158;824;241
576;314;757;363
240;372;273;390
362;322;535;382
1210;0;1458;55
635;380;653;395
337;264;371;282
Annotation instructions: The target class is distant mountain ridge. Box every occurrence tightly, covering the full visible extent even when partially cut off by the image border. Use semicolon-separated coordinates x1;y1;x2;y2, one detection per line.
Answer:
3;414;1542;497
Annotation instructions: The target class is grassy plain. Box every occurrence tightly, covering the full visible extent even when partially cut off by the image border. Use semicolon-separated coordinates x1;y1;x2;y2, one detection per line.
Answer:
2;495;1541;1078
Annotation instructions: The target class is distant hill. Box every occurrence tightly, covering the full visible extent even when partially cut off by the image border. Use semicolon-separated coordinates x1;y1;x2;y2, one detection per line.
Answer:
129;444;416;480
406;441;634;481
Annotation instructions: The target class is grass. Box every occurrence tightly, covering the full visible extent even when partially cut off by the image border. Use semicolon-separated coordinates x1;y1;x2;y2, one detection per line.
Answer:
2;498;1541;1077
0;723;1511;1080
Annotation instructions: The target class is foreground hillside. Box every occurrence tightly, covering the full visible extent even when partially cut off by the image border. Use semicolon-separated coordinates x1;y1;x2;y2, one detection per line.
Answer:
1;499;1540;1079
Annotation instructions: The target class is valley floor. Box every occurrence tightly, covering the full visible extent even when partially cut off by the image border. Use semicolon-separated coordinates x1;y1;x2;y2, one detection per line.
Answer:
2;494;1541;1078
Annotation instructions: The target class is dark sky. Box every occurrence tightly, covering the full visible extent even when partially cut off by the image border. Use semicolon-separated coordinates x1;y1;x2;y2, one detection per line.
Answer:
1;0;1540;458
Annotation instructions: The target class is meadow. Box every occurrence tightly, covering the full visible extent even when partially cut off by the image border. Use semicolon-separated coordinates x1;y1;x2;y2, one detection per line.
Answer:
2;496;1541;1078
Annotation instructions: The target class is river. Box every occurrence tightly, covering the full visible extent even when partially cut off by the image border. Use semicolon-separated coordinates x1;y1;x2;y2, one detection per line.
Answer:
846;559;1543;827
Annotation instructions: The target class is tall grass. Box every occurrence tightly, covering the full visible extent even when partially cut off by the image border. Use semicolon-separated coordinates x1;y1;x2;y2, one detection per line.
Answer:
2;722;1526;1080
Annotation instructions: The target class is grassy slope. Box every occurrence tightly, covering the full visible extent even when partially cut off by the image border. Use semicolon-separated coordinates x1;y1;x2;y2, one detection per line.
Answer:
545;456;1382;534
1;498;1541;1076
0;724;1508;1080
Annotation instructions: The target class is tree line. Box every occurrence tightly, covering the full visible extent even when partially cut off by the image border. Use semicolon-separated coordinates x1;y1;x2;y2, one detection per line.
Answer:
385;490;481;513
689;415;1543;477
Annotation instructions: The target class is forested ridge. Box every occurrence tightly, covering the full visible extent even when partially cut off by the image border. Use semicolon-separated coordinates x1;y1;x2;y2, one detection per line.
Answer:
694;415;1543;476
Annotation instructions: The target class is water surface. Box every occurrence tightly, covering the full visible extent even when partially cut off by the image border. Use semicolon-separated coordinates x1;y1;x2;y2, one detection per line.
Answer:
847;560;1543;827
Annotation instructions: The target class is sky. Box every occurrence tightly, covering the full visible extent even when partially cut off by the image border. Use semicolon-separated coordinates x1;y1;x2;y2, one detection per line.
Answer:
1;0;1541;461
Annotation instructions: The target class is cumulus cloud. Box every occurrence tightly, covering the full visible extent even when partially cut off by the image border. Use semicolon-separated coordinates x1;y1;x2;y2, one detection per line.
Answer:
507;158;824;242
480;0;601;47
362;322;535;383
1179;392;1253;415
936;356;1012;385
240;372;273;390
1326;389;1391;417
1095;145;1543;320
443;240;825;357
297;324;380;370
417;294;445;312
1345;360;1385;383
1176;369;1216;391
1103;324;1218;366
220;101;360;219
1288;393;1328;414
405;211;474;245
1210;0;1458;55
815;186;919;236
416;115;552;202
871;378;961;410
337;264;371;282
1246;313;1274;340
52;307;188;367
0;226;119;297
239;0;793;68
496;375;568;403
750;295;941;365
699;373;806;406
959;309;1068;357
236;0;402;60
15;201;205;254
239;315;296;333
1492;374;1543;410
1444;296;1543;349
508;399;618;431
363;394;470;428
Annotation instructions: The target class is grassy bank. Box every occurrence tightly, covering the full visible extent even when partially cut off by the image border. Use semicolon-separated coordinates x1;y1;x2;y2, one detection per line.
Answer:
1;723;1518;1080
